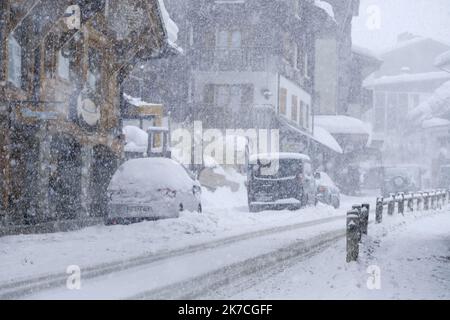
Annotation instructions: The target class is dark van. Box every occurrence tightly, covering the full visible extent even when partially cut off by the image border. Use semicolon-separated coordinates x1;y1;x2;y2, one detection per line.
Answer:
246;153;316;212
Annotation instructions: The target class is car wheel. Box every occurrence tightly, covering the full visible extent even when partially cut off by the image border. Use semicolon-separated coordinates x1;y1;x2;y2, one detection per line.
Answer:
333;198;340;209
198;204;202;213
179;203;184;212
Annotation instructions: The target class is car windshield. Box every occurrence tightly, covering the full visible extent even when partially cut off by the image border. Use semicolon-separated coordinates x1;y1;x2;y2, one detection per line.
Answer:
251;159;303;178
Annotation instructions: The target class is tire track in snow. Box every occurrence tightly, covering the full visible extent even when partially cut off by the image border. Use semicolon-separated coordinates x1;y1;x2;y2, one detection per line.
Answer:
0;214;347;299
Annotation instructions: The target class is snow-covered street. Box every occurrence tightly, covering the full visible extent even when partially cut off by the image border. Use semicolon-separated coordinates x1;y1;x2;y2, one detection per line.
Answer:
231;206;450;300
0;185;372;297
2;183;450;300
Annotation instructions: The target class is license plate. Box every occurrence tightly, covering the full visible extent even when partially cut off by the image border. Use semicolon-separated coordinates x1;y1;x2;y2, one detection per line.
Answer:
124;205;154;215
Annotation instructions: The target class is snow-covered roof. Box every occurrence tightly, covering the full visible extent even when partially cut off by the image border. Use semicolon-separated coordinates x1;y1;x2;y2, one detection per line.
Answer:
352;45;382;62
314;0;335;21
313;126;343;154
435;50;450;69
123;93;162;107
422;118;450;129
379;36;428;55
409;80;450;125
315;115;371;136
363;71;450;87
249;153;311;163
156;0;180;51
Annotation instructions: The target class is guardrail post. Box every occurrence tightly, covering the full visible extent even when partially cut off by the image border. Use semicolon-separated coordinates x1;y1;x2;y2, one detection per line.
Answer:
346;210;360;263
431;192;435;210
361;204;370;235
352;205;362;242
398;193;405;215
376;198;383;224
424;193;429;211
417;193;422;211
407;193;414;212
387;195;395;216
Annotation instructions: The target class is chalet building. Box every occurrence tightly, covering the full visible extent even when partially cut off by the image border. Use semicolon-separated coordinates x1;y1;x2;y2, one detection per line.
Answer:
364;34;450;171
0;0;178;229
129;0;351;167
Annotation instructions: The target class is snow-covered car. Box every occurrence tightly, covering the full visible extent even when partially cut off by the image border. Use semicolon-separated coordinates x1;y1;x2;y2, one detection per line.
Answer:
382;166;421;197
106;158;202;225
314;171;340;209
247;153;317;212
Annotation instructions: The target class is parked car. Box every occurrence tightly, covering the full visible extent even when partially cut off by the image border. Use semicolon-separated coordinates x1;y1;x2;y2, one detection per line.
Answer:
106;158;202;225
314;171;340;209
246;153;316;212
381;166;421;197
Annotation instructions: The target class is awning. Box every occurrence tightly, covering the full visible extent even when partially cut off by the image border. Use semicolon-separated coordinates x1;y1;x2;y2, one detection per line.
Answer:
315;115;371;136
313;126;343;154
279;117;343;154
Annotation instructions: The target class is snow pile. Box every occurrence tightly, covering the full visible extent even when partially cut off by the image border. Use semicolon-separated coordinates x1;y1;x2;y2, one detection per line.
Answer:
314;0;335;21
409;80;450;125
123;125;148;153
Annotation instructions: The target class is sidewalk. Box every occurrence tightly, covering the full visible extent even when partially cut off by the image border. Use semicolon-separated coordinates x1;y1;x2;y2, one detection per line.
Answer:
233;209;450;299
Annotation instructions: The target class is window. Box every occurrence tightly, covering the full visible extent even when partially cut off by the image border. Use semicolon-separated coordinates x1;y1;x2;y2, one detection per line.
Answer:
386;92;398;129
305;104;310;129
7;36;21;88
304;52;309;78
189;25;194;46
216;30;242;48
217;30;228;48
398;93;408;114
87;47;102;94
291;95;298;122
203;84;253;108
57;50;70;80
231;31;241;48
410;94;420;109
279;88;287;115
299;101;304;128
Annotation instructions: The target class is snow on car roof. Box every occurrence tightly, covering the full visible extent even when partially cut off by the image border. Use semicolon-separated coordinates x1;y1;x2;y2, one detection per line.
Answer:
249;153;311;163
109;158;194;191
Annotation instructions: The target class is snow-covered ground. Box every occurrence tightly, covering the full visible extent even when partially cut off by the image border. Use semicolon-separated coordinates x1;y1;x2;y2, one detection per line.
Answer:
0;181;372;285
231;207;450;300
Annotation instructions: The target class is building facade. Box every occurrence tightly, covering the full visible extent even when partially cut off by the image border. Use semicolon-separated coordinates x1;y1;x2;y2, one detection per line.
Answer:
0;0;177;228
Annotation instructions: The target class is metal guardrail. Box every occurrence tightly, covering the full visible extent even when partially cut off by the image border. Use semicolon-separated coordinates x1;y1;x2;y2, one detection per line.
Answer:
346;189;449;263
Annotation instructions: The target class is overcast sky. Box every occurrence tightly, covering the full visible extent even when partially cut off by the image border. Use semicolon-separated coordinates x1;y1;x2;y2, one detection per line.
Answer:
352;0;450;53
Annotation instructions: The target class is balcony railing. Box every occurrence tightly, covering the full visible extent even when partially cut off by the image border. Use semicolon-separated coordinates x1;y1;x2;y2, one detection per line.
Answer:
190;47;273;72
190;103;278;129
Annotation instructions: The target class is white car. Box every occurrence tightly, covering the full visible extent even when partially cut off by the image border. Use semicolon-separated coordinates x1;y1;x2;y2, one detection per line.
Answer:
106;158;202;225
